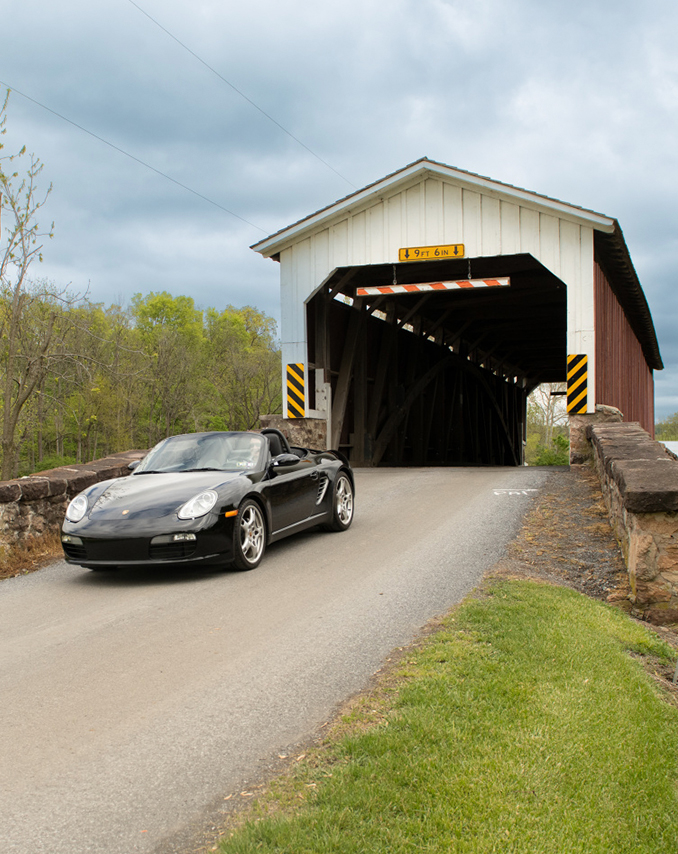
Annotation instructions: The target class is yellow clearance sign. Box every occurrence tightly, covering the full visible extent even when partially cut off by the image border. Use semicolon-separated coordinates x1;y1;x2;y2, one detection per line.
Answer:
398;244;465;262
286;363;305;418
567;354;588;414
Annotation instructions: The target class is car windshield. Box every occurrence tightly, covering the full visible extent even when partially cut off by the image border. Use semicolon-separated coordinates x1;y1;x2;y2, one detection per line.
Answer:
133;433;267;474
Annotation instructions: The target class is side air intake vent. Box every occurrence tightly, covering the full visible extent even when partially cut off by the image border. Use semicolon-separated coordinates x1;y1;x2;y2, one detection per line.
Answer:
317;475;330;505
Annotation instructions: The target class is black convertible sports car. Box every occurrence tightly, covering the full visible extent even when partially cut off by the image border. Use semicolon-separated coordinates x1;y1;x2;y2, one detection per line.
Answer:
61;428;354;571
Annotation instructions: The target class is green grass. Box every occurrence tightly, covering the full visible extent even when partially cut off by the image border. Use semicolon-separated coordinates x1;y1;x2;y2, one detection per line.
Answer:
219;581;678;854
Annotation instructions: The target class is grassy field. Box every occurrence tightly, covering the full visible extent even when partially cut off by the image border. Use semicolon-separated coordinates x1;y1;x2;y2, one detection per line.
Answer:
216;580;678;854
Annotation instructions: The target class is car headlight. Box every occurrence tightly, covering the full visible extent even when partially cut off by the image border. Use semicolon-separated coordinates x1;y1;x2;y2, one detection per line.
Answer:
65;494;89;523
178;490;218;520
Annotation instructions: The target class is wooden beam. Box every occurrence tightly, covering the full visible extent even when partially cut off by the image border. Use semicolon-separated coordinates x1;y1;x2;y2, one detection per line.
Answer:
421;372;439;464
372;352;456;466
313;289;330;379
365;295;388;315
367;321;394;441
328;269;357;299
443;320;472;349
352;321;367;465
427;307;454;335
330;306;364;449
462;360;520;465
397;293;432;328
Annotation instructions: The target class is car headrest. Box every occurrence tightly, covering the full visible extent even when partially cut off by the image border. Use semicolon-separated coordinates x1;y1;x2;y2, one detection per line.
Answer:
261;428;290;456
267;434;283;456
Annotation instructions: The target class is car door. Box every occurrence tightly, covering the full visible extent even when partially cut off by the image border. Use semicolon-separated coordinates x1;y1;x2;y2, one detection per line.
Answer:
263;459;320;535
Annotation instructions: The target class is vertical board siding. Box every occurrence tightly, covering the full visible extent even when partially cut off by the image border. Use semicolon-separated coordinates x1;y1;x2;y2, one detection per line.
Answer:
368;202;384;260
500;201;520;254
462;189;482;255
300;177;593;281
481;196;501;256
313;229;329;285
329;220;348;271
387;194;403;258
405;184;422;245
352;210;366;266
442;182;463;241
594;263;654;434
424;178;444;244
539;214;560;272
519;207;540;257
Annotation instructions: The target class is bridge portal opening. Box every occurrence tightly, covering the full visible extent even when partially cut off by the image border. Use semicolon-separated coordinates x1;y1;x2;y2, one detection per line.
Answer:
306;253;567;466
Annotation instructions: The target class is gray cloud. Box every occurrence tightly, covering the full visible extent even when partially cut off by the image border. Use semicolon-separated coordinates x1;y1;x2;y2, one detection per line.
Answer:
2;0;677;416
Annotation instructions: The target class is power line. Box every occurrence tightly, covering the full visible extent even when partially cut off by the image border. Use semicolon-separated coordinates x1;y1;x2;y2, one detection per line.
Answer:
0;80;268;233
125;0;358;191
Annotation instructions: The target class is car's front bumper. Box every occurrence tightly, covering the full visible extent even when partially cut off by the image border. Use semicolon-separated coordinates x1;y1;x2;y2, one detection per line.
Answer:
61;515;235;568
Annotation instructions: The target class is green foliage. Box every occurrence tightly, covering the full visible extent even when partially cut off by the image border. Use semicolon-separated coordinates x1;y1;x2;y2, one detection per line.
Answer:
132;291;203;342
656;412;678;441
526;383;569;466
2;290;281;476
528;432;570;466
203;305;281;431
29;454;76;472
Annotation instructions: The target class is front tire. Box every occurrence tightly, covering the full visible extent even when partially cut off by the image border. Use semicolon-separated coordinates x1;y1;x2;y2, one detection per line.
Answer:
232;500;266;570
322;472;354;532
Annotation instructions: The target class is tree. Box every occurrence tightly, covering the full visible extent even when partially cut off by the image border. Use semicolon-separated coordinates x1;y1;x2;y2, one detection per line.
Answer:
203;305;281;430
0;91;61;479
131;291;203;444
656;412;678;441
526;382;569;466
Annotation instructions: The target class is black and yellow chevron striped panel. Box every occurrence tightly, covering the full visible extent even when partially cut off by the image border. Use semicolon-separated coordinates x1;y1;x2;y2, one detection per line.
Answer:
286;363;305;419
567;354;588;414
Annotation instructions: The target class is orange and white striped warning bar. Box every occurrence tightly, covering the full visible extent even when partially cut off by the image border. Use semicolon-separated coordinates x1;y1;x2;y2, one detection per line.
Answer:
356;278;510;297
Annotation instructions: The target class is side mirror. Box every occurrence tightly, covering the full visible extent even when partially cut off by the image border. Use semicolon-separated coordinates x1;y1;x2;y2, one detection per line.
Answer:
128;460;141;470
271;453;300;469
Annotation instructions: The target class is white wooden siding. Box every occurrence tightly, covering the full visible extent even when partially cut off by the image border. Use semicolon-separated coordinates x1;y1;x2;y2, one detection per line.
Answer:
279;174;598;413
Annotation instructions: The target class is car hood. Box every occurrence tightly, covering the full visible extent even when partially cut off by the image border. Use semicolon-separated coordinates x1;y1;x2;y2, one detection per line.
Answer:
88;471;245;521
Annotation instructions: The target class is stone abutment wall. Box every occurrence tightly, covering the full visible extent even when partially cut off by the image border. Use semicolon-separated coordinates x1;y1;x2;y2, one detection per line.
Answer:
259;415;328;450
0;451;146;557
584;419;678;626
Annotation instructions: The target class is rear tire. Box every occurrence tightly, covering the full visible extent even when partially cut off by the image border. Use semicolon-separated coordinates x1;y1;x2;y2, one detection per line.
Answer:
232;500;266;570
322;472;354;532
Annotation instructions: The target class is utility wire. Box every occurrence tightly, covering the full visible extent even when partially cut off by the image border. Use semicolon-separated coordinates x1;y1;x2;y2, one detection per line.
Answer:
0;80;268;233
125;0;358;191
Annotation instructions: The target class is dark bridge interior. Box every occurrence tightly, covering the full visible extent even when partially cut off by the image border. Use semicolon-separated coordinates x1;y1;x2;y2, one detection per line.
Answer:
306;253;567;466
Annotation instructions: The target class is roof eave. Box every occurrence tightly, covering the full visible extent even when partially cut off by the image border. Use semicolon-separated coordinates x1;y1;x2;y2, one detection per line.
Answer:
594;222;663;371
251;157;616;258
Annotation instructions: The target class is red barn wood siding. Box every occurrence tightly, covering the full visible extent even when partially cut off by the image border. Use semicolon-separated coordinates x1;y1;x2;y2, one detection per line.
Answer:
594;262;655;435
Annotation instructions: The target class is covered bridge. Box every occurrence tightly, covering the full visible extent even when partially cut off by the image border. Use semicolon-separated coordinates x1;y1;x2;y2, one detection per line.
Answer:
252;159;662;466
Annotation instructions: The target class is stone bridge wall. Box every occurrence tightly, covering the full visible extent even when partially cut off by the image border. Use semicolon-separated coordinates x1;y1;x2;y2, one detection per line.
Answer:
0;451;146;556
259;415;328;450
584;419;678;625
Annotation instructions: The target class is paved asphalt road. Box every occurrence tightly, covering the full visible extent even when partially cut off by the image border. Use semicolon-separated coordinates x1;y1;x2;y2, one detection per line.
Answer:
0;466;550;854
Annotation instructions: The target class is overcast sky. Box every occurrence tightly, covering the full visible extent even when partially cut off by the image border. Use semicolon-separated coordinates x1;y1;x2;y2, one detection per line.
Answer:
2;0;677;418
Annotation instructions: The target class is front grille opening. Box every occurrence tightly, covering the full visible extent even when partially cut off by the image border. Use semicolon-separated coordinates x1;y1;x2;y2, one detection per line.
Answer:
149;540;197;560
63;542;88;560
